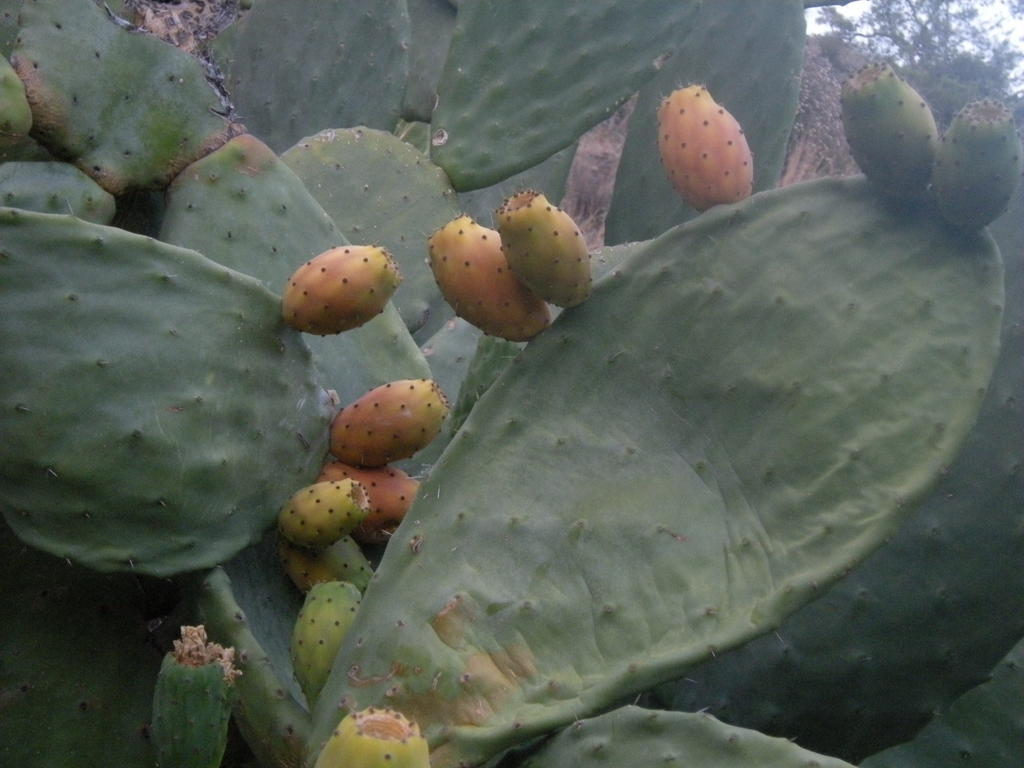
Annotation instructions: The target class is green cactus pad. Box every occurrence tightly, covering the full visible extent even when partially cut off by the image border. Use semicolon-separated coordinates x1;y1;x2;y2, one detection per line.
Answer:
403;0;456;121
0;52;31;147
0;208;333;575
0;2;19;58
652;179;1024;761
11;0;237;193
0;161;115;223
861;635;1024;767
281;126;461;341
0;522;160;767
307;178;1002;767
523;706;854;768
430;0;704;190
216;0;409;153
159;133;430;404
199;566;313;768
605;0;805;244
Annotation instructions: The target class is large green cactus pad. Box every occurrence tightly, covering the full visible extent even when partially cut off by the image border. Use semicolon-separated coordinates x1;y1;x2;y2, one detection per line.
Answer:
430;0;703;190
217;0;409;153
307;178;1002;767
523;706;854;768
0;522;160;767
281;126;461;341
0;160;115;223
159;133;429;403
11;0;236;194
653;182;1024;761
605;0;805;244
403;0;456;121
861;635;1024;767
0;208;333;575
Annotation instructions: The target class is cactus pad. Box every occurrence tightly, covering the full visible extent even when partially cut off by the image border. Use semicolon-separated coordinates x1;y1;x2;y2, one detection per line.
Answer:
308;178;1002;767
0;160;115;223
0;209;333;575
12;0;237;193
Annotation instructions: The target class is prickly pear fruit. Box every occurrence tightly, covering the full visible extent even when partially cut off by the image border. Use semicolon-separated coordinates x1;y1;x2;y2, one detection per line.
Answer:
282;245;402;335
278;534;373;593
931;98;1023;230
290;580;361;709
840;62;939;196
313;707;430;768
329;379;450;468
151;625;240;768
428;215;551;341
277;479;370;549
495;190;591;307
0;55;32;149
319;461;420;544
657;84;754;212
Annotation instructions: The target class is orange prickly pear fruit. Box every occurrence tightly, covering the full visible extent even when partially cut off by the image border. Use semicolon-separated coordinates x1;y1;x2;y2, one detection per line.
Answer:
318;461;420;544
313;707;429;768
329;379;449;468
282;245;401;335
428;215;551;341
495;190;591;308
657;84;753;211
277;479;370;548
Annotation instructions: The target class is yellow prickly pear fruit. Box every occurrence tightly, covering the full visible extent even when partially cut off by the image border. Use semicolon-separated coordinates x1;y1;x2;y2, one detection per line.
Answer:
428;215;551;341
657;84;753;212
318;461;420;544
329;379;449;468
313;708;429;768
277;534;373;593
290;580;361;708
282;245;401;335
495;190;591;307
277;479;370;549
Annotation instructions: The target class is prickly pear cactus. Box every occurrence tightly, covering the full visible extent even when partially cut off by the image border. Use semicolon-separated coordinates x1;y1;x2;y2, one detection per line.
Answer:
307;178;1003;767
0;209;333;575
0;160;115;222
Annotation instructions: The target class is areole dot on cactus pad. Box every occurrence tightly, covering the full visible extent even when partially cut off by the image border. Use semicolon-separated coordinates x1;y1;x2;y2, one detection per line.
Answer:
494;189;592;308
428;214;551;342
329;378;450;468
277;479;371;549
281;245;402;335
657;84;753;212
313;707;429;768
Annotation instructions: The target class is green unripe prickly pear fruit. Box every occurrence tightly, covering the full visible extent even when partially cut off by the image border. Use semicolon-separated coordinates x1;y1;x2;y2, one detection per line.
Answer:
1;55;32;149
318;461;420;544
428;215;551;341
291;580;361;708
282;245;402;335
657;84;754;212
329;379;450;468
494;190;591;307
278;533;373;593
931;98;1023;230
151;625;240;768
840;62;938;196
278;479;370;549
313;707;430;768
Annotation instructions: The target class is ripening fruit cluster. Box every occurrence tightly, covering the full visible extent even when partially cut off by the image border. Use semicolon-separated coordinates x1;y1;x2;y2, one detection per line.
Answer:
840;61;1022;230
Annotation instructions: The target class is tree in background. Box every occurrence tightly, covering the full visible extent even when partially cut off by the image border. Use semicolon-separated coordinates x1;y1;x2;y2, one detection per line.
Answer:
814;0;1023;126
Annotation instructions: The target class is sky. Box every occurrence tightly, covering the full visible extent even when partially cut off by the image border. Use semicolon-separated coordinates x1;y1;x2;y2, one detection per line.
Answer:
805;0;1024;84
